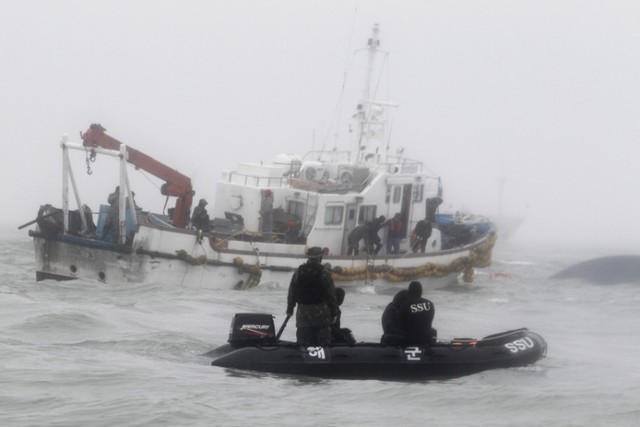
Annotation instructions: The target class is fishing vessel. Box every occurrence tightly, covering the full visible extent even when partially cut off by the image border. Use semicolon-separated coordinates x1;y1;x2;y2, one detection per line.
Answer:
27;24;496;292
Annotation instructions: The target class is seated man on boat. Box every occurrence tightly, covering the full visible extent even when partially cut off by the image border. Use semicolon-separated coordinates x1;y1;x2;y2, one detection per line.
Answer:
403;281;436;345
380;289;409;345
286;247;339;346
380;281;436;346
331;287;356;345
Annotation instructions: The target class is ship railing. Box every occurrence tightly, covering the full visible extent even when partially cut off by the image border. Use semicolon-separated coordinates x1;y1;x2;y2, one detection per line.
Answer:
379;156;424;174
301;150;353;164
225;172;287;188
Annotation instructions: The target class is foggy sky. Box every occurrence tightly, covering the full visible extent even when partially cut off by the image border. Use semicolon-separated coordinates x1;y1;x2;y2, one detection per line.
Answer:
2;0;639;251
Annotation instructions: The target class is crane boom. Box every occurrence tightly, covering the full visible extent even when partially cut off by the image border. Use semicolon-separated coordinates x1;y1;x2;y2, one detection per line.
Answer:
81;124;194;228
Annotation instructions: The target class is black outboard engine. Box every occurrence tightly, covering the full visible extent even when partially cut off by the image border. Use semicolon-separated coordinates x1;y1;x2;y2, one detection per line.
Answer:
228;313;277;348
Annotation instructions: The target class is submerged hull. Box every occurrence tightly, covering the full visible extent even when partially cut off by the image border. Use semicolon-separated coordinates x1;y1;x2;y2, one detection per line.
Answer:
30;218;496;291
209;328;547;381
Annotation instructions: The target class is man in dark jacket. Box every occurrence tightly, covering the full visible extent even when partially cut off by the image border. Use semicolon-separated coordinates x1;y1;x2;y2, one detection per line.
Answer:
101;186;120;242
286;247;338;346
191;198;211;232
366;215;386;254
331;287;356;345
347;223;369;255
401;281;436;345
380;289;408;345
412;219;432;253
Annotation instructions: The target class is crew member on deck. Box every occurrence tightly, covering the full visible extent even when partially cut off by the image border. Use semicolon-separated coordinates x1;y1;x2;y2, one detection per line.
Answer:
385;213;403;254
367;215;386;254
412;219;432;253
286;247;338;346
101;186;120;242
347;223;369;255
191;198;211;232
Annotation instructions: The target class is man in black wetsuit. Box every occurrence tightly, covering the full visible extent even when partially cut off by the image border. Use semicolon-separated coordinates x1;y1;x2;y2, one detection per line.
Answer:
381;289;409;345
347;223;369;255
286;247;338;346
366;215;386;254
331;287;356;345
401;281;436;345
412;219;432;253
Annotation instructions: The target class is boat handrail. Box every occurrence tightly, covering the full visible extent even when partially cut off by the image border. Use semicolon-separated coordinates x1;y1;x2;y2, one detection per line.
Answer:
225;172;287;188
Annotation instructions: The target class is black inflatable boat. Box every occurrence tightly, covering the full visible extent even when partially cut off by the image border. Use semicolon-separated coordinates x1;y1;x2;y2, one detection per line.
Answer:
207;313;547;381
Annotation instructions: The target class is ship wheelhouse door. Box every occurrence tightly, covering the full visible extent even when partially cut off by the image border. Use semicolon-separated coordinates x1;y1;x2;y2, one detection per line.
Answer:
389;184;413;238
342;204;358;254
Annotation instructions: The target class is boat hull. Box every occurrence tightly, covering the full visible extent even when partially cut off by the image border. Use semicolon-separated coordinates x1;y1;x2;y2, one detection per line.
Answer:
209;328;547;381
31;221;496;291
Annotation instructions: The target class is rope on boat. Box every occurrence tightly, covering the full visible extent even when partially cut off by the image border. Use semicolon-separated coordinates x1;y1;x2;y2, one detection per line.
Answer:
173;231;496;288
330;233;497;284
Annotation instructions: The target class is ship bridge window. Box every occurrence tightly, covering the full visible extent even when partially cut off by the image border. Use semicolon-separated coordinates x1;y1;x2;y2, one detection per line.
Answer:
286;200;304;219
358;205;377;223
325;205;344;225
393;186;402;203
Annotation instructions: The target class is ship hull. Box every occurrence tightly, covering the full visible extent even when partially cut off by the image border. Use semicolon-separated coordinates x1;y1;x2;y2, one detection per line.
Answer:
30;221;496;292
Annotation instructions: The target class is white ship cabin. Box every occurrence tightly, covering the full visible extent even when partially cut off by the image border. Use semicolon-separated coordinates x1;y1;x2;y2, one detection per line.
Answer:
213;151;443;256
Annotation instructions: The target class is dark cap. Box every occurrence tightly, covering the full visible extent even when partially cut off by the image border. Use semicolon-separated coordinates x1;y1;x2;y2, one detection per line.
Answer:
408;281;423;298
306;246;324;259
199;199;208;205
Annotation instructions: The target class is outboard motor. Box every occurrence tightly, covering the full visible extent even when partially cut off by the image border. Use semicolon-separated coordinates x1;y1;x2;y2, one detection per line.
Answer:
228;313;277;348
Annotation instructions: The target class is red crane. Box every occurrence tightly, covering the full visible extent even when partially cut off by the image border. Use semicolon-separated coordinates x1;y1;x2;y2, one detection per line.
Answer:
81;124;194;229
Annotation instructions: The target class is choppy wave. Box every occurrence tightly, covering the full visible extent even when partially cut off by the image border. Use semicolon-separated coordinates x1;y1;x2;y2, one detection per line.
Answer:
2;230;640;427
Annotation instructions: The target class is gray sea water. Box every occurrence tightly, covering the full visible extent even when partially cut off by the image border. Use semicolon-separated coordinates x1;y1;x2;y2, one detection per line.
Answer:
1;225;639;427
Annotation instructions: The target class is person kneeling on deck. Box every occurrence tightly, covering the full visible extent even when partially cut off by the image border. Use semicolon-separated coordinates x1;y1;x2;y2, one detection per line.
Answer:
331;287;356;345
286;247;338;346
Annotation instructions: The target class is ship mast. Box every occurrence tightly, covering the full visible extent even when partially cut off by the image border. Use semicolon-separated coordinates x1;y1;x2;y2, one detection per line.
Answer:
353;23;395;166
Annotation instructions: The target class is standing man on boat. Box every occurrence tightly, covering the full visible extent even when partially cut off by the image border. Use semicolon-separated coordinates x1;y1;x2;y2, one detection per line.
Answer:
191;198;211;232
367;215;386;255
384;213;403;254
286;246;338;346
412;219;432;253
100;186;120;242
260;189;274;241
